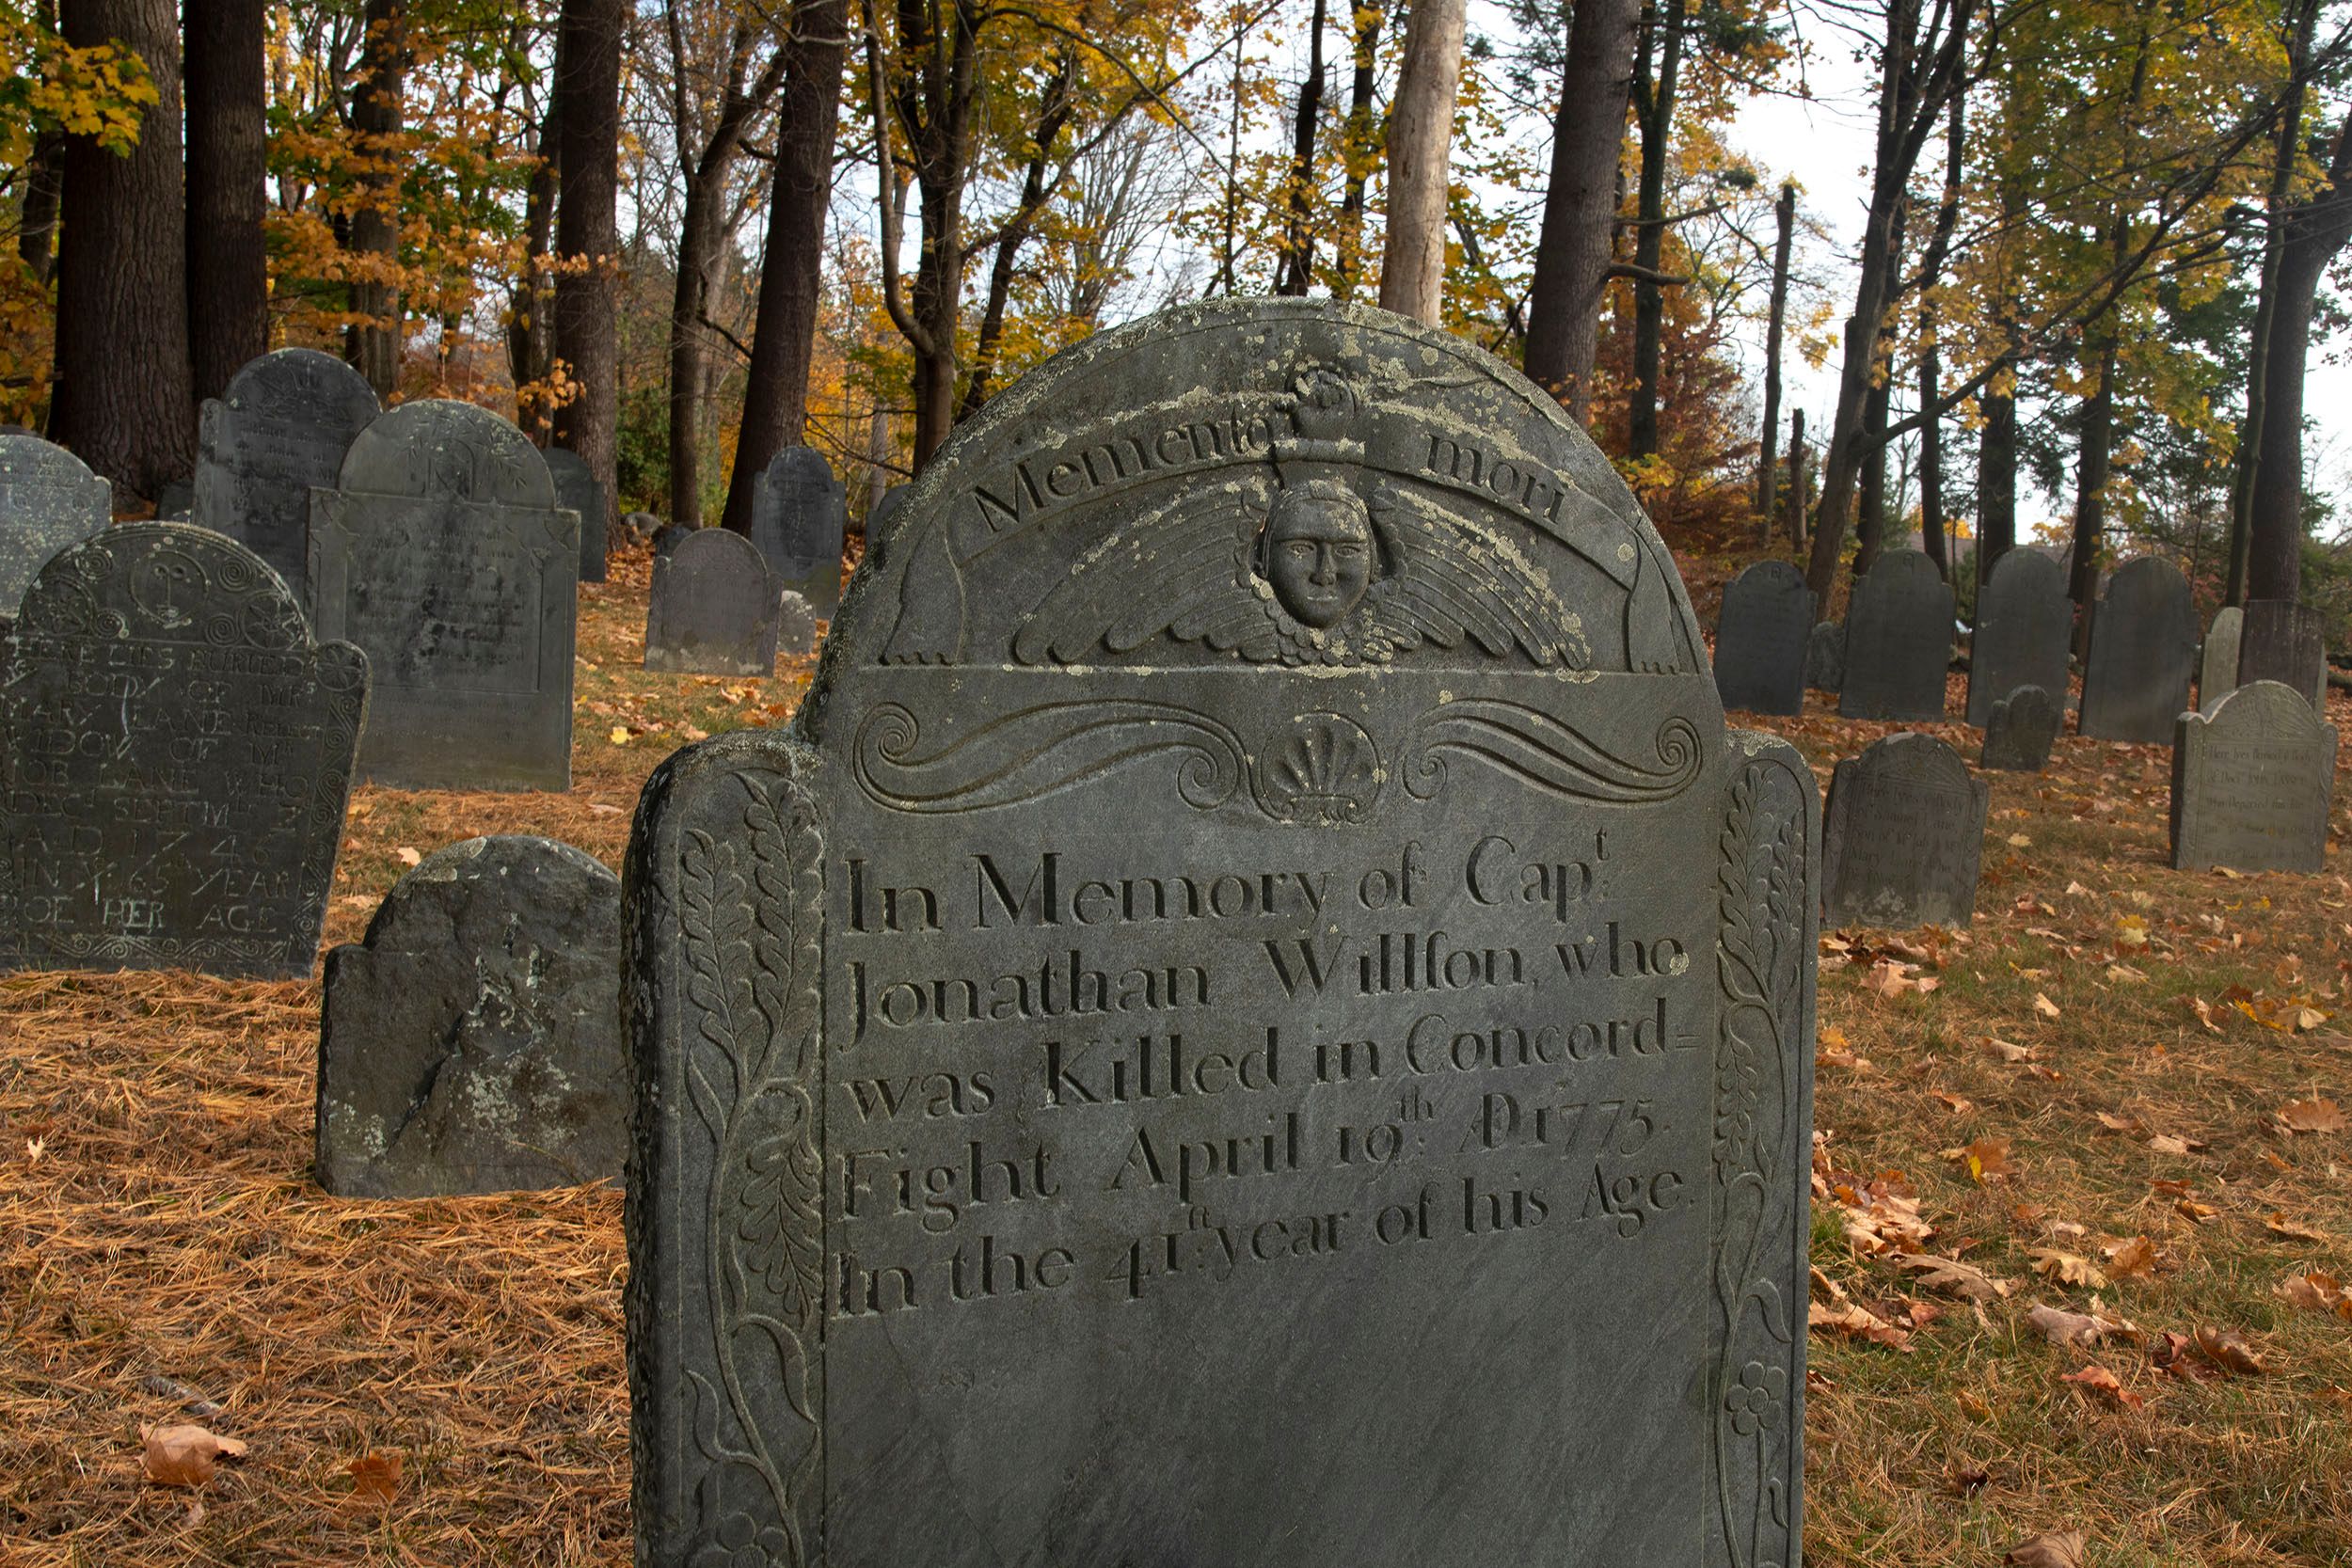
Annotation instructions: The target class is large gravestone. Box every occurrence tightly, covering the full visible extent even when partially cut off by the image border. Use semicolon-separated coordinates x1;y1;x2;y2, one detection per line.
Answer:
317;835;625;1196
0;524;367;976
543;446;609;584
1965;548;2072;727
1979;685;2062;772
623;302;1819;1568
748;445;848;619
1840;549;1952;721
1805;619;1845;693
2200;605;2243;713
308;400;578;791
1821;733;1988;928
194;348;380;594
1714;560;1814;716
0;432;111;616
644;529;781;675
2238;599;2326;709
2170;681;2337;873
2078;558;2197;743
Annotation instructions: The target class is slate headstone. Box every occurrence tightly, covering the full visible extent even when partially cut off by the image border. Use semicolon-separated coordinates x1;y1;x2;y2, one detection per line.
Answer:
307;399;578;792
1714;559;1814;716
644;528;781;676
543;446;609;584
868;482;909;537
651;520;691;559
0;523;367;976
2078;557;2198;743
317;834;624;1196
2200;605;2242;713
2170;680;2337;873
1806;618;1845;693
1979;684;2062;772
2238;599;2326;710
194;347;380;594
1840;548;1953;721
1965;548;2072;727
624;300;1819;1568
774;588;816;657
154;480;194;521
747;444;847;619
1822;732;1989;928
0;431;111;615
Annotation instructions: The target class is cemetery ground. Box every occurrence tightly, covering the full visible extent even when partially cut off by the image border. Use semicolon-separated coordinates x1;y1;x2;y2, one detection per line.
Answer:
0;551;2347;1567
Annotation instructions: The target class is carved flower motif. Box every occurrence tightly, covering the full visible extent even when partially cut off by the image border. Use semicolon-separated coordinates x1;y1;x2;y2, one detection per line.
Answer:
1724;1360;1787;1434
691;1513;792;1568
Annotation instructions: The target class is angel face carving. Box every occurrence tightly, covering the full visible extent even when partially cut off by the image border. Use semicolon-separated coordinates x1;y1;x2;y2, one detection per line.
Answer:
1261;483;1375;629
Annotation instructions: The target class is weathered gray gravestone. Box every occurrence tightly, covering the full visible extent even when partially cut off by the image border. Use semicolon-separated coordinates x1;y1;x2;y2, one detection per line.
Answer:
195;347;381;594
868;482;908;537
2238;599;2326;709
652;520;692;559
644;529;781;675
154;480;194;521
2078;558;2198;743
624;300;1818;1568
1965;548;2073;728
0;523;367;976
1839;548;1953;721
1821;733;1988;928
774;588;817;657
543;446;609;584
1805;619;1845;693
748;444;848;619
623;510;662;546
2170;681;2337;873
0;431;111;616
2200;605;2243;713
1713;560;1814;716
1979;685;2062;772
317;834;625;1196
308;399;578;791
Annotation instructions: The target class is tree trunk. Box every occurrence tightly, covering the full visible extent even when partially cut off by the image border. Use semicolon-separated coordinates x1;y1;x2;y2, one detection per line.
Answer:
1627;0;1686;459
551;0;625;531
183;0;270;403
1755;182;1794;516
1918;343;1944;577
1785;408;1805;549
1854;370;1892;578
723;0;847;531
344;0;406;399
52;0;195;500
1915;97;1962;578
1378;0;1467;324
1977;369;2015;577
1274;0;1329;296
2066;339;2117;628
1523;0;1639;420
1333;1;1387;298
510;92;560;438
961;51;1078;418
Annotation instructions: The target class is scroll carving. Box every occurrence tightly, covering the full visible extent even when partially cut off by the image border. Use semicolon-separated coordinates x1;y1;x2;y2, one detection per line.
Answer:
1402;702;1701;804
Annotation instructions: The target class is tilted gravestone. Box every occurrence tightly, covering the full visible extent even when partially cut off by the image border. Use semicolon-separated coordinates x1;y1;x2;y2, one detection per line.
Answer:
1965;548;2072;728
2200;605;2243;713
2238;599;2326;709
748;444;848;619
1714;560;1814;716
195;347;381;594
623;301;1819;1568
1805;618;1845;692
1979;684;2062;772
1821;733;1988;928
0;431;111;616
644;528;781;676
2170;681;2337;874
308;399;578;791
0;523;367;976
2078;557;2197;743
1840;548;1953;721
317;834;625;1196
543;446;609;584
774;588;817;657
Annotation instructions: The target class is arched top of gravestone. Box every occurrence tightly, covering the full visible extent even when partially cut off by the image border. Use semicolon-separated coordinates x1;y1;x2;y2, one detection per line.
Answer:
1727;559;1806;596
360;833;615;950
818;298;1702;721
1980;545;2065;605
0;429;107;494
760;443;842;493
666;524;770;577
216;346;380;428
338;399;554;508
1858;729;1975;790
2103;555;2192;616
1855;546;1945;597
15;520;325;651
544;447;591;481
2201;677;2331;737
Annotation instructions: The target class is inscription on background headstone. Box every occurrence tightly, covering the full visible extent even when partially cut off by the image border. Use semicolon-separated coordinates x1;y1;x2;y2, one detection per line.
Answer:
775;588;817;656
2238;599;2326;709
317;835;625;1196
2078;557;2198;743
0;432;111;616
1806;619;1845;693
308;399;578;792
194;347;381;594
543;446;609;584
2200;606;2243;713
1979;685;2061;772
1714;560;1814;716
625;301;1818;1568
1822;733;1988;928
1966;548;2072;727
2170;680;2336;873
0;524;367;976
1840;548;1953;721
749;444;848;619
644;528;781;675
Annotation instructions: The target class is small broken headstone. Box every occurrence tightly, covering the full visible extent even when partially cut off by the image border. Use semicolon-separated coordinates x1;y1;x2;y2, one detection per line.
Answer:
623;510;663;546
1840;548;1953;721
1713;559;1814;716
2078;557;2197;743
317;834;624;1196
1979;684;2061;772
1965;548;2072;728
747;444;847;619
2237;599;2326;710
2200;605;2242;713
1822;732;1988;928
644;528;781;676
774;588;816;656
543;446;609;584
0;431;111;615
1806;618;1845;693
194;347;381;594
2169;680;2336;874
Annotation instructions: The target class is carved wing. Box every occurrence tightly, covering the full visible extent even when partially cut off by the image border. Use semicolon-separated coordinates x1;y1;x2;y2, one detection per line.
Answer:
1367;484;1594;669
1011;474;1279;664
